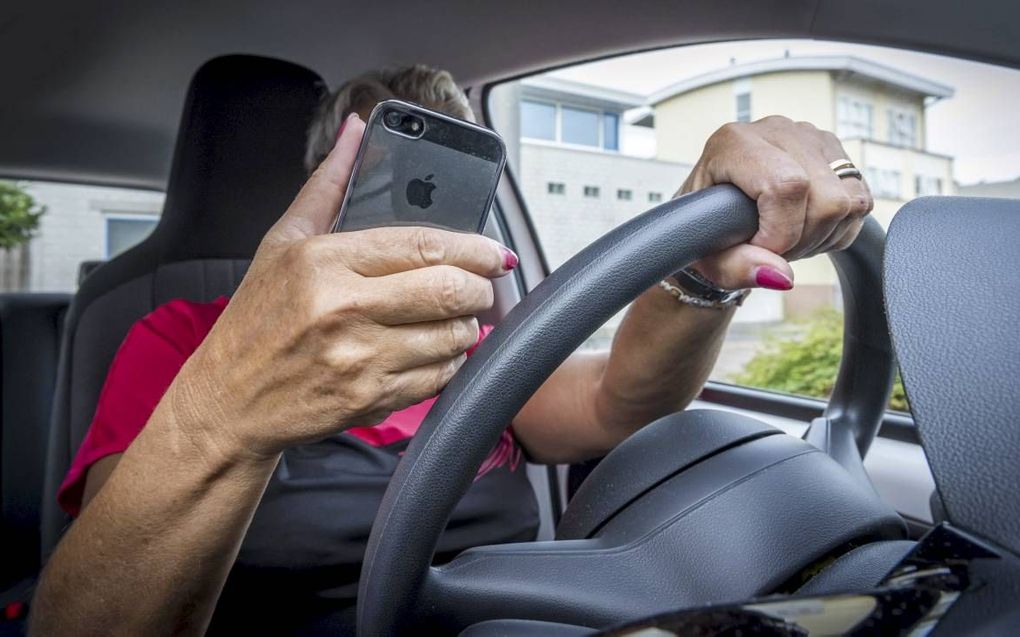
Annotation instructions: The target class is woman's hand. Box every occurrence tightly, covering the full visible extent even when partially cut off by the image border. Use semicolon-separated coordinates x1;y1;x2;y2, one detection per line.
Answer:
170;114;516;460
682;115;874;290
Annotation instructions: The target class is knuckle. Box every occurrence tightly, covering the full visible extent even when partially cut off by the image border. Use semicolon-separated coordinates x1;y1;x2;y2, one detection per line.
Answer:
413;227;447;265
767;174;811;201
449;317;478;351
757;114;792;128
821;191;854;219
706;122;745;150
795;120;818;133
435;267;467;313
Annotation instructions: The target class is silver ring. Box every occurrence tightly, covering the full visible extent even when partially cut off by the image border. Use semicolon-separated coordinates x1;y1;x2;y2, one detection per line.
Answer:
834;166;863;180
829;158;862;180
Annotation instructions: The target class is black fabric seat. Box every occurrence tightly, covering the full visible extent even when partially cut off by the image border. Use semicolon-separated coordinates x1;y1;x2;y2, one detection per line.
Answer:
39;55;326;561
0;293;70;588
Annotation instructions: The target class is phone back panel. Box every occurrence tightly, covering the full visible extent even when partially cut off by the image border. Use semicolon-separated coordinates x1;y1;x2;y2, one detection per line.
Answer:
334;101;506;233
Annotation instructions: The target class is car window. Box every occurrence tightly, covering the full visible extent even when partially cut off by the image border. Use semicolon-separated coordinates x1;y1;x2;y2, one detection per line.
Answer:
488;39;1020;413
0;180;163;292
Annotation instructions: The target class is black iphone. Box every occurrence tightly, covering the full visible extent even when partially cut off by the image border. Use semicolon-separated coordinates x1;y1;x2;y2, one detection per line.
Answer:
332;99;506;233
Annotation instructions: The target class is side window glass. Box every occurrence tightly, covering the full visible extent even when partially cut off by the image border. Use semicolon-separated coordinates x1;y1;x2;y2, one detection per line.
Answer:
490;40;1020;413
0;180;163;292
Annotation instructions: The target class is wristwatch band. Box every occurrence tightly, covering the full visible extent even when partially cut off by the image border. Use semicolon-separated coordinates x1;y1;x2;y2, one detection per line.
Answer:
661;267;749;309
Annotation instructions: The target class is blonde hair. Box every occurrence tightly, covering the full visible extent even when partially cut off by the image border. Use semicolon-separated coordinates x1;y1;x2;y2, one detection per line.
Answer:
305;64;472;172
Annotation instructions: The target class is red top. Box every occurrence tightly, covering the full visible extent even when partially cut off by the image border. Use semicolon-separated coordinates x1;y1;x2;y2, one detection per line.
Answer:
57;296;504;517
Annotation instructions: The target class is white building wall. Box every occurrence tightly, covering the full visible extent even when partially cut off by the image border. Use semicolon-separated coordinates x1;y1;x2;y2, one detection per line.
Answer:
21;181;163;292
519;142;687;270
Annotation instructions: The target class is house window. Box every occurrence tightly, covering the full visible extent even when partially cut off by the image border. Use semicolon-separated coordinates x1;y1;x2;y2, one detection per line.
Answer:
888;109;918;147
837;96;874;139
105;216;158;258
520;100;620;151
603;113;620;151
561;106;601;147
583;185;600;198
648;192;663;203
521;100;557;140
865;168;902;199
915;175;943;196
547;182;566;195
735;92;752;123
617;189;632;201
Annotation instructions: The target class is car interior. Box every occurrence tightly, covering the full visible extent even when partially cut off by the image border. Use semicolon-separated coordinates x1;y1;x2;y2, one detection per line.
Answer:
1;1;1018;635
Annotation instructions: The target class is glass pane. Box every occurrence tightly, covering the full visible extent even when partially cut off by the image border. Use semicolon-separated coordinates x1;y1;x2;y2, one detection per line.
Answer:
736;92;751;122
603;112;620;150
561;106;599;146
0;180;164;292
107;217;158;258
489;39;1020;409
521;100;556;140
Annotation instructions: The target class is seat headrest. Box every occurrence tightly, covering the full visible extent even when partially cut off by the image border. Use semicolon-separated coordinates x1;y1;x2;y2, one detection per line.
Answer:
154;54;325;262
885;196;1020;554
72;54;325;310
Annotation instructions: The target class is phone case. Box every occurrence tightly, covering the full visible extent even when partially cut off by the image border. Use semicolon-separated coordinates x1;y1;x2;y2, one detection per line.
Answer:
332;100;507;234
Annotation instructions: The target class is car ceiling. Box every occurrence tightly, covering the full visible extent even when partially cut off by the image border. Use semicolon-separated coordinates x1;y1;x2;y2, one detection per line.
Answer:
2;0;1018;190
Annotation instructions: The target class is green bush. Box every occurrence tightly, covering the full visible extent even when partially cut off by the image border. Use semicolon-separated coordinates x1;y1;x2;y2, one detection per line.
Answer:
0;181;45;250
731;308;908;412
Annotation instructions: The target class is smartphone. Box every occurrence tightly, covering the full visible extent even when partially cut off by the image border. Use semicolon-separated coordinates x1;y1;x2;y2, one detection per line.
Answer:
332;100;506;234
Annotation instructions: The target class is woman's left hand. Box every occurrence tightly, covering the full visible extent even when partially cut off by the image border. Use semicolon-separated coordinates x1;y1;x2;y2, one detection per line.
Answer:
681;115;874;291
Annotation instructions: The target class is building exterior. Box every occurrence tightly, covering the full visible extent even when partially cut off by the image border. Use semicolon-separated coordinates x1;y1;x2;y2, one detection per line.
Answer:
958;177;1020;199
512;77;687;270
4;181;163;292
641;55;956;316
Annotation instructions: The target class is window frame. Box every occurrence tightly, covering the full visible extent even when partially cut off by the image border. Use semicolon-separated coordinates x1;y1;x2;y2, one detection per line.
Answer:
520;99;621;153
836;94;874;140
103;212;159;259
478;41;983;441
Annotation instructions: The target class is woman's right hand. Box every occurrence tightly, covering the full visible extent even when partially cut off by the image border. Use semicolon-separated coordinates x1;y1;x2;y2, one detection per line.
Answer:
166;114;516;460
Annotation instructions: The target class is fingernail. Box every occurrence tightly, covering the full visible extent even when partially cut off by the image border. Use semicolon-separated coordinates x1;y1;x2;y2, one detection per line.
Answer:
500;247;519;271
755;266;793;291
334;112;360;143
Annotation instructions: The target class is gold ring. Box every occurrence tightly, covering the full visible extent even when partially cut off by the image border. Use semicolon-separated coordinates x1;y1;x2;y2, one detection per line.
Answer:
828;158;856;172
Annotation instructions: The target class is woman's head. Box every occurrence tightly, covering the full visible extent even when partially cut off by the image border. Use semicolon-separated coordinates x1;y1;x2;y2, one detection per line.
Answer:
305;64;472;172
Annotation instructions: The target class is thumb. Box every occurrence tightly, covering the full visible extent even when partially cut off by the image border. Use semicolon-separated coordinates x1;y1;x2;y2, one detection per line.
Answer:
693;244;794;291
267;113;366;244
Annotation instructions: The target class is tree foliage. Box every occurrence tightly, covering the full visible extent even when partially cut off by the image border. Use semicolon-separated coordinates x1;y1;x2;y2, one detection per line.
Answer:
0;181;45;250
732;308;908;412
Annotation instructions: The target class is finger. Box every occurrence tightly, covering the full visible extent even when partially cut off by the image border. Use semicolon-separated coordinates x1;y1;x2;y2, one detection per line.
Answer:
356;265;495;325
324;226;514;278
802;174;872;257
701;124;810;255
785;170;854;261
379;316;481;370
822;216;866;253
385;354;468;411
268;113;367;243
693;244;794;291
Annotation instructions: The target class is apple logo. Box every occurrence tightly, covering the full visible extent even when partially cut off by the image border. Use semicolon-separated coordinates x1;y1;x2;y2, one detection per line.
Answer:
406;174;437;209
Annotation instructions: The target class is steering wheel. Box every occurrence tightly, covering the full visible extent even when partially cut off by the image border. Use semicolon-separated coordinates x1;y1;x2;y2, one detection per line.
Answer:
357;185;900;636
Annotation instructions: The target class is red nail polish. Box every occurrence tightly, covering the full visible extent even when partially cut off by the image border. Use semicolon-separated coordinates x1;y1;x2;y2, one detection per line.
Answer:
501;247;519;271
755;266;793;290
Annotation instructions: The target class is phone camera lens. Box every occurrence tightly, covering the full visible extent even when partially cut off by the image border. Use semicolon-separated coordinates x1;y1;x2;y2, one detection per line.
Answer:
383;111;404;128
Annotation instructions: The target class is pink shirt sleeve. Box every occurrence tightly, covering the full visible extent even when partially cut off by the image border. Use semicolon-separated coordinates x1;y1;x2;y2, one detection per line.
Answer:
56;297;228;516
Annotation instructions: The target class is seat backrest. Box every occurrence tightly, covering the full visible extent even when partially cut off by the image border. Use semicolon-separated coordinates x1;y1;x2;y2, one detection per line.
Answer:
885;196;1020;555
0;293;69;584
40;55;325;560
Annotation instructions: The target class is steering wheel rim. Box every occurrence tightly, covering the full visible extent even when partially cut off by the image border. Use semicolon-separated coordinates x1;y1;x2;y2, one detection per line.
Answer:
357;185;894;636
